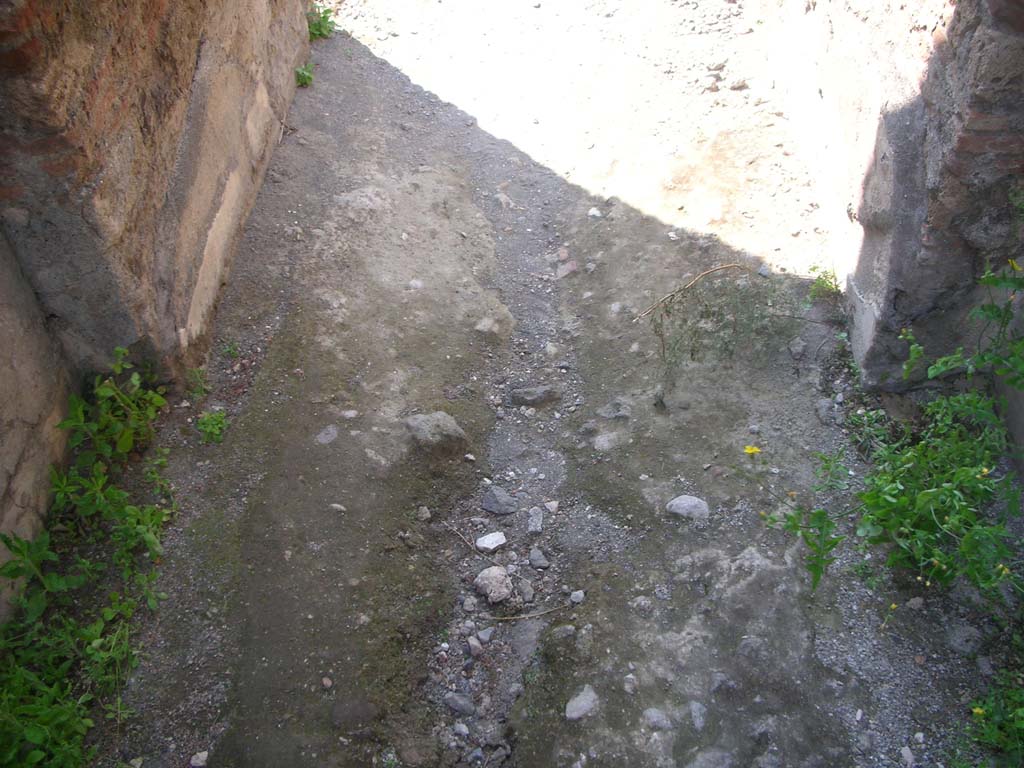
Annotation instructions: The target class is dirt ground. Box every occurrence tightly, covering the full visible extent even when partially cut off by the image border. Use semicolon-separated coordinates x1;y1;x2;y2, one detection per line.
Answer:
97;2;1001;767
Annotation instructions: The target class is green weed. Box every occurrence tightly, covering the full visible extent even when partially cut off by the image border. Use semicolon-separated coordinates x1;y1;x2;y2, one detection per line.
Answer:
196;411;229;444
222;341;240;360
970;670;1024;766
809;265;841;301
296;63;314;88
812;448;850;492
0;349;171;767
308;4;336;40
764;506;844;590
186;367;210;401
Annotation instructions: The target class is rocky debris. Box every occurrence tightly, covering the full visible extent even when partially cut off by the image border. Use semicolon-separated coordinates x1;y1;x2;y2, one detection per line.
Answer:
473;305;516;341
482;486;518;515
565;684;599;720
519;580;535;603
643;708;673;730
467;636;484;657
477;626;495;643
462;595;478;612
416;506;432;521
453;722;470;738
788;337;807;359
623;673;638;694
815;398;835;425
570;590;585;604
189;753;209;768
321;676;333;689
690;701;708;731
527;506;544;534
587;207;602;218
666;494;710;522
551;625;576;641
596;397;631;420
329;503;346;512
315;424;339;444
529;547;550;569
510;385;562;406
475;531;507;553
556;260;579;279
900;746;916;767
405;411;467;454
473;566;513;603
629;595;654;616
544;500;559;513
444;692;476;716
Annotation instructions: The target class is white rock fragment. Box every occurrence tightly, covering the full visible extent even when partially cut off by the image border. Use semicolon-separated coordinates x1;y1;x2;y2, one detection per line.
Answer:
473;566;513;603
475;531;507;554
665;494;710;522
565;684;599;720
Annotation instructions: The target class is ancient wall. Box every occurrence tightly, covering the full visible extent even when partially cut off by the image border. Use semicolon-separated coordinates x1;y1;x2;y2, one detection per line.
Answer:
0;0;307;603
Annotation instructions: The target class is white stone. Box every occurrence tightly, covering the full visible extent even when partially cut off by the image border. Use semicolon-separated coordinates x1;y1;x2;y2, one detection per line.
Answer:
473;566;513;603
565;684;599;720
666;494;710;521
475;531;507;553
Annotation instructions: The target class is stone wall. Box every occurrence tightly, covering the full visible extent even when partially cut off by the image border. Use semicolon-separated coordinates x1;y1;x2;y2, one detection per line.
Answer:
0;0;307;609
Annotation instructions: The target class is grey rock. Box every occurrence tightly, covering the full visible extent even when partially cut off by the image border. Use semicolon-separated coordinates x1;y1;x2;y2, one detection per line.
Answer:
905;596;924;610
405;412;467;453
473;566;513;604
477;627;495;644
643;707;673;730
416;506;432;521
190;753;209;768
462;595;478;613
788;337;807;359
565;684;599;720
570;590;585;604
475;531;508;553
519;580;535;603
629;595;654;616
527;506;544;534
453;722;470;737
666;495;710;522
757;263;771;277
597;397;631;420
315;424;339;445
529;547;550;569
444;692;476;716
623;673;638;694
467;636;484;657
467;747;485;763
482;486;518;515
815;398;835;425
900;746;916;767
947;624;982;656
690;701;708;731
686;749;735;768
510;385;562;406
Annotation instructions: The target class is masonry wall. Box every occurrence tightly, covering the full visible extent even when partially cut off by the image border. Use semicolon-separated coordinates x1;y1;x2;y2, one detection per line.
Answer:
0;0;307;616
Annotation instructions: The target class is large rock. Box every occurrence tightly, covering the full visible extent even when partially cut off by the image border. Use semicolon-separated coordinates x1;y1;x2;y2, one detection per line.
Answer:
666;495;710;522
473;566;513;604
565;685;599;721
510;385;562;406
481;486;518;515
405;412;468;454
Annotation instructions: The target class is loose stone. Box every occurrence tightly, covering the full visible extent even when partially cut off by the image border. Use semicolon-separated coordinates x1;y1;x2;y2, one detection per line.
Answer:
190;753;209;768
529;547;550;569
444;692;476;716
475;531;507;553
643;708;673;730
473;566;513;603
467;636;484;657
510;385;562;406
623;673;638;694
665;494;710;522
477;626;495;644
481;486;518;515
527;506;544;534
565;684;599;720
570;590;585;604
405;411;468;454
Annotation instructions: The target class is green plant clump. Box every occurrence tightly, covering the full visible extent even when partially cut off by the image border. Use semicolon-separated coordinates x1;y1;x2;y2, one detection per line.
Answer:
0;348;172;767
308;3;336;40
196;411;229;444
808;265;841;302
970;669;1024;767
855;392;1019;597
296;62;314;88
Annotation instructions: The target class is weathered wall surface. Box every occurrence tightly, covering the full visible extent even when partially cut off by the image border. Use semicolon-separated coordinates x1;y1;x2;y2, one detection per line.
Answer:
0;0;307;604
0;0;307;373
853;0;1024;387
753;0;1024;389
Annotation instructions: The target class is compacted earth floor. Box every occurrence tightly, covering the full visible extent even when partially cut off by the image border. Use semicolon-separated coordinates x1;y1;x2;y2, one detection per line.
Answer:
97;2;999;767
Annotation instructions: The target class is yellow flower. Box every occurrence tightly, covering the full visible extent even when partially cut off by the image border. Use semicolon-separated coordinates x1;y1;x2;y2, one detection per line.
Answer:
744;445;762;455
1010;258;1022;272
973;706;986;717
889;603;898;611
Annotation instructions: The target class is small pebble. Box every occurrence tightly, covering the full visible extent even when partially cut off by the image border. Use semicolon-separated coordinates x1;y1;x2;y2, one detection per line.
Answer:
570;590;585;604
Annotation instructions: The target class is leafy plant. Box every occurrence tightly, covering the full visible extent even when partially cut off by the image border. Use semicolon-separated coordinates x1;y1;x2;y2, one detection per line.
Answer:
812;448;850;492
308;4;336;40
0;350;173;766
296;62;314;88
764;506;844;590
808;265;841;301
970;670;1024;766
222;341;240;360
855;392;1019;597
196;411;229;444
186;367;210;402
